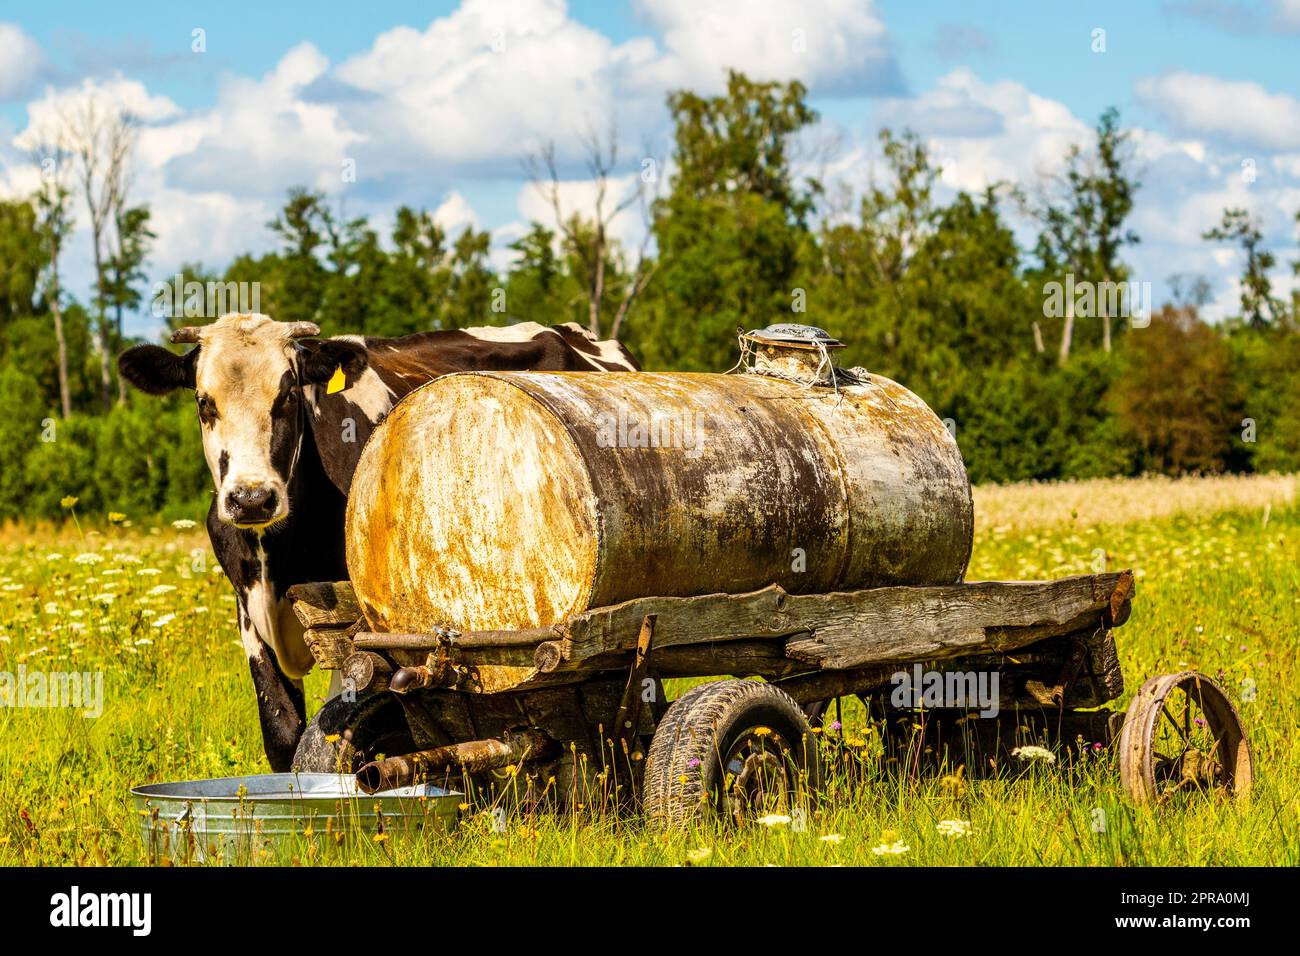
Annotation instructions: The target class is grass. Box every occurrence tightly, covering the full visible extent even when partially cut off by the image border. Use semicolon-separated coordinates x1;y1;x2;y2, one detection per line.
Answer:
0;474;1296;866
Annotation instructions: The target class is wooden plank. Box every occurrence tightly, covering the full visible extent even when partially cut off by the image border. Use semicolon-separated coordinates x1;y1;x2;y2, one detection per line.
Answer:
301;621;360;670
287;581;361;629
774;625;1125;708
554;573;1127;672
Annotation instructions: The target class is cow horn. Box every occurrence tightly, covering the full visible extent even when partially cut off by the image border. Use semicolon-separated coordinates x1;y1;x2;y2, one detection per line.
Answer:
169;327;204;343
286;322;321;338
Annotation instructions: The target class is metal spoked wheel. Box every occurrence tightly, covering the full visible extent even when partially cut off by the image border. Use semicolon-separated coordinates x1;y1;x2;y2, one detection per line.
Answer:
1118;671;1252;806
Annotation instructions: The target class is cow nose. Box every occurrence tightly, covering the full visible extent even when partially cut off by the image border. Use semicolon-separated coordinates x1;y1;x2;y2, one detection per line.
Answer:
225;485;278;523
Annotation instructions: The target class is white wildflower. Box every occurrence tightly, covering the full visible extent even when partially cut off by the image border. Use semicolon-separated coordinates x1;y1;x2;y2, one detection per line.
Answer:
171;519;197;530
756;814;792;828
1011;745;1057;765
870;841;910;856
936;819;972;838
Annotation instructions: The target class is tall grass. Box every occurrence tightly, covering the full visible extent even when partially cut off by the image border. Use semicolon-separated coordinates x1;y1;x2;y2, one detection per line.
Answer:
0;475;1296;866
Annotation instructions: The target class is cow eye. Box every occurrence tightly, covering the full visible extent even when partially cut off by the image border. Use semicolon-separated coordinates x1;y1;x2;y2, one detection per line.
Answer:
196;395;218;422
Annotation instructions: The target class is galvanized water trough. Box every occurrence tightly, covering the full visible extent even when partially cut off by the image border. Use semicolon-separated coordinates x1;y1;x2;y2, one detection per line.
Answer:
129;772;460;863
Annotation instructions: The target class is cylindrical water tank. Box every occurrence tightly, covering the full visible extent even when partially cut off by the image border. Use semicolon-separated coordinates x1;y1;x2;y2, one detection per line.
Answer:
345;369;972;633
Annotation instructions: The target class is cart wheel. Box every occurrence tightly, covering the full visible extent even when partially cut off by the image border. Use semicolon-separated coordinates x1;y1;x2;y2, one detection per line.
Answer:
643;679;821;827
1118;671;1252;806
292;693;419;774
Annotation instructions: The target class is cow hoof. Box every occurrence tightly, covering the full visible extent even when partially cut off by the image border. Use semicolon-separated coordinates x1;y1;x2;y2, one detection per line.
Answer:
292;694;420;774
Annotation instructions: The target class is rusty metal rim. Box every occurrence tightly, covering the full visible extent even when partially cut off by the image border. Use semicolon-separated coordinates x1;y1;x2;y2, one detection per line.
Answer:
1117;671;1252;806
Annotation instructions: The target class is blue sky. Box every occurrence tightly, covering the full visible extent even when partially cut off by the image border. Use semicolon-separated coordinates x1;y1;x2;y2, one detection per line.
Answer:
2;0;1298;335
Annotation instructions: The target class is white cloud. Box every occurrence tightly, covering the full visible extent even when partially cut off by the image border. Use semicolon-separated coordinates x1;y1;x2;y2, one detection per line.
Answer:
332;0;650;176
165;43;362;196
432;190;479;234
631;0;901;96
1135;71;1300;151
0;23;44;101
15;74;180;152
873;69;1089;195
515;173;645;249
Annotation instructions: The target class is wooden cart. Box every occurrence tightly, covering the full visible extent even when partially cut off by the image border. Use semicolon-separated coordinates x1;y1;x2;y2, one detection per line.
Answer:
287;568;1252;824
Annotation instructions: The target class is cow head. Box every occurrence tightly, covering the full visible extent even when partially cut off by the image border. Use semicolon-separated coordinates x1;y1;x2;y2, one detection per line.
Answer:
119;313;367;529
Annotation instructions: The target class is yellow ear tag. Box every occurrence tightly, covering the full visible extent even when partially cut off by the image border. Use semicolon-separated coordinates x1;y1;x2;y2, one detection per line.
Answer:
326;365;346;394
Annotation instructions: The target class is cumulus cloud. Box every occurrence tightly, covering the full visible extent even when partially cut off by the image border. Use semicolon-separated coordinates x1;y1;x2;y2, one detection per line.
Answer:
432;190;480;234
514;172;645;250
0;23;45;101
631;0;902;96
164;43;361;196
872;69;1089;194
1135;72;1300;151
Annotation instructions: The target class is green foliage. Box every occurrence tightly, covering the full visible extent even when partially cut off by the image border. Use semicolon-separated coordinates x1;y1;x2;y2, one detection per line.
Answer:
2;74;1299;522
634;71;820;371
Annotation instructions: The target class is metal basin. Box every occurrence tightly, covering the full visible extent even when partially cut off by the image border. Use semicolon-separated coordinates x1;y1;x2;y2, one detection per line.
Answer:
130;773;461;863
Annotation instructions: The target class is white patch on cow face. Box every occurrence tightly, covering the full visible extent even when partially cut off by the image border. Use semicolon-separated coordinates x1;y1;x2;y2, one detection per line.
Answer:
194;314;301;529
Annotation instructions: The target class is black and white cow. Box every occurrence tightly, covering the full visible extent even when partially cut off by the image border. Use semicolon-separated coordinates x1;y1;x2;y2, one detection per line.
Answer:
118;313;638;770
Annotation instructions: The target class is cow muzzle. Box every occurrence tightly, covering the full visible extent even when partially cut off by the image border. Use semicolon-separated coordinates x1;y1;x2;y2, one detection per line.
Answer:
221;481;287;528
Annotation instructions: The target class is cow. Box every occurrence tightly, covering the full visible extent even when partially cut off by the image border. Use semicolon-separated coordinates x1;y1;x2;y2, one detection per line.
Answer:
118;313;638;770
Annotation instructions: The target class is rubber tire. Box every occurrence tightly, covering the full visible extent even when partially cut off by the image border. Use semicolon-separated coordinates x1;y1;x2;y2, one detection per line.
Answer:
643;679;821;827
292;693;419;773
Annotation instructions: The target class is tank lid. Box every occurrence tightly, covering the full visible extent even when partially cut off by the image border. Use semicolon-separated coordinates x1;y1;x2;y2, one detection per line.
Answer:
744;323;845;351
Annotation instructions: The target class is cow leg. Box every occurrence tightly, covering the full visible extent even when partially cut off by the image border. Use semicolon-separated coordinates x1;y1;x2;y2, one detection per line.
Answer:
239;602;306;771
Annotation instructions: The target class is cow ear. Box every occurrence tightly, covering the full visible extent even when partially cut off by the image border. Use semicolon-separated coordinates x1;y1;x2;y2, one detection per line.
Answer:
299;339;368;386
118;345;198;395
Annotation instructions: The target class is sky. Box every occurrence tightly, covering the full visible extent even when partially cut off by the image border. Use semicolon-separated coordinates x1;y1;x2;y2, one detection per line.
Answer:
1;0;1298;337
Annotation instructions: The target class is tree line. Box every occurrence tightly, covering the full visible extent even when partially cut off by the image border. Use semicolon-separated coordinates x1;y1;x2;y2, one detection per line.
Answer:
2;70;1299;521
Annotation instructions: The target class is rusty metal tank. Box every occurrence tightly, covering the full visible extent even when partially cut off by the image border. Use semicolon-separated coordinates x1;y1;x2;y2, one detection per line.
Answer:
345;336;973;634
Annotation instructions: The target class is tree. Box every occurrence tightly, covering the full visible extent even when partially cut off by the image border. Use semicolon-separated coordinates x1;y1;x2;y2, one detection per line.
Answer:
527;128;657;339
1203;208;1279;328
639;71;820;371
107;205;154;339
32;163;75;419
1108;304;1238;474
267;188;333;328
441;227;498;329
60;93;138;409
1031;108;1140;363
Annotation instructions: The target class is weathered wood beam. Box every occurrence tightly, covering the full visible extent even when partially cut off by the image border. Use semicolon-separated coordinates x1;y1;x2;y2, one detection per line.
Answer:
301;621;360;670
552;573;1129;672
287;581;361;629
773;625;1125;709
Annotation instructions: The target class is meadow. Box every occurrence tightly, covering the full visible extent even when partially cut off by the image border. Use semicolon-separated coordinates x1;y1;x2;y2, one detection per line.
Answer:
0;473;1296;866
